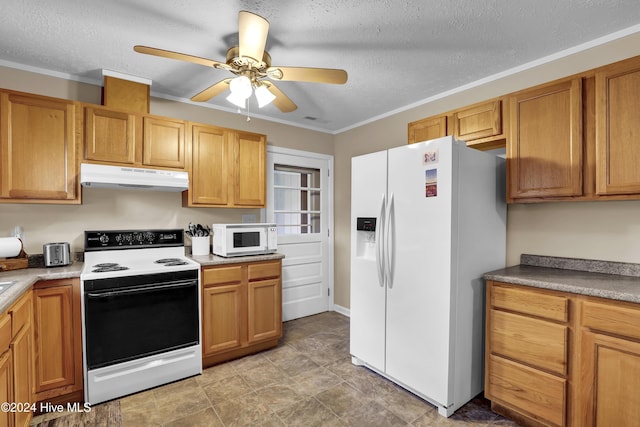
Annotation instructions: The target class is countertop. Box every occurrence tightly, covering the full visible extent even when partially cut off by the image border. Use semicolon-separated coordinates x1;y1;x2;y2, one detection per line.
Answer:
0;252;285;313
485;254;640;303
190;252;285;266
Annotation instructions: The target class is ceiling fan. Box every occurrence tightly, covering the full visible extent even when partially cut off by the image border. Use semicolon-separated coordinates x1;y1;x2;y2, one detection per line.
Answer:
134;10;348;112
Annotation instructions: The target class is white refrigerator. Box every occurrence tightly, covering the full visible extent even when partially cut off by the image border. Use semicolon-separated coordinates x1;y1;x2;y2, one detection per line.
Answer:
350;135;506;417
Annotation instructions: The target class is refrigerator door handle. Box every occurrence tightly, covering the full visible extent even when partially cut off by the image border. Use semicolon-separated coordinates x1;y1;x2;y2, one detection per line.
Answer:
375;193;386;287
386;192;395;288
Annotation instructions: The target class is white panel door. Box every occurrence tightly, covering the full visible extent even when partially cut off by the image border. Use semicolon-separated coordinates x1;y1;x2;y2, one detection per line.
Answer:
385;137;454;406
349;150;388;372
267;147;332;321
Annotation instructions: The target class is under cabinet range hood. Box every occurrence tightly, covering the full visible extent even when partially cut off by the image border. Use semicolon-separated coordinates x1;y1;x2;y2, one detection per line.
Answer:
80;163;188;192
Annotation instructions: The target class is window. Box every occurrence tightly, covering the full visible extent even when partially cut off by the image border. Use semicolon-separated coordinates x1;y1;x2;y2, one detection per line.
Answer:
273;165;321;235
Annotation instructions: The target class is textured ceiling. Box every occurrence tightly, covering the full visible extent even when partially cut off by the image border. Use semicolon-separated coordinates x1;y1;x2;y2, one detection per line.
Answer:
1;1;639;133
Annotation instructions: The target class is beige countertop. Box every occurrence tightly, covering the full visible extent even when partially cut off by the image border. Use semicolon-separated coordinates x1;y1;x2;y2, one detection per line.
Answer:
0;252;285;313
0;263;83;312
190;252;285;266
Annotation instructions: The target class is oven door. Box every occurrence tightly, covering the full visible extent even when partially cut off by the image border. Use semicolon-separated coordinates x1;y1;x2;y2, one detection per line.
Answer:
83;270;199;370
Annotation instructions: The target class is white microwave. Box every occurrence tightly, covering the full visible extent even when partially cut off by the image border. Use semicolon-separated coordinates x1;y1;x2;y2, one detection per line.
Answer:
212;223;277;257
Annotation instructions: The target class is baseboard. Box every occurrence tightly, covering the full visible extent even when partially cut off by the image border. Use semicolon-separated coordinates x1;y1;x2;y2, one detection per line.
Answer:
333;304;350;317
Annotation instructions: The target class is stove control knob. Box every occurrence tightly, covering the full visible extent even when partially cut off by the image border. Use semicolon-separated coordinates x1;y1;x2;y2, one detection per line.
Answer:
144;232;156;243
99;234;109;244
135;233;144;243
115;234;123;243
124;234;133;243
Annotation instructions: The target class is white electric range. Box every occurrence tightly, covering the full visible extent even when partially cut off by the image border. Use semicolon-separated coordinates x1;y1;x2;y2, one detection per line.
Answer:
80;229;201;404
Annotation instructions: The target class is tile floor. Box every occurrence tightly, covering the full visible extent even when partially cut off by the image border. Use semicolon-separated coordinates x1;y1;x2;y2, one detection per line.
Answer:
31;311;520;426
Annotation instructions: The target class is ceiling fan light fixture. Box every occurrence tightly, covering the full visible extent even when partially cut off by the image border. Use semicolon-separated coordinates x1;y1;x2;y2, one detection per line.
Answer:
254;84;276;108
226;91;248;109
228;76;252;99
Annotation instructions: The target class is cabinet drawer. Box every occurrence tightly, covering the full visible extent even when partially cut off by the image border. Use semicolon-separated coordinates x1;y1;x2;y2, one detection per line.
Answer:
10;291;31;337
582;300;640;341
248;261;281;281
491;283;568;322
202;266;242;286
490;310;567;375
0;314;11;351
487;355;566;427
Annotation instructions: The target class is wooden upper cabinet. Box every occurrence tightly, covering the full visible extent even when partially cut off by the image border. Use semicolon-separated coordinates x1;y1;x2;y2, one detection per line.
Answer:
452;99;504;145
187;123;229;206
0;90;80;203
231;131;266;207
595;56;640;195
84;104;186;171
408;115;448;144
142;116;185;169
507;78;583;201
185;123;266;208
409;98;505;149
85;106;137;164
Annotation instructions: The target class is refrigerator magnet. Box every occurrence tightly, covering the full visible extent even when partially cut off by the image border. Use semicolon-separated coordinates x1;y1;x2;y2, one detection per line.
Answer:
425;168;438;197
423;149;439;165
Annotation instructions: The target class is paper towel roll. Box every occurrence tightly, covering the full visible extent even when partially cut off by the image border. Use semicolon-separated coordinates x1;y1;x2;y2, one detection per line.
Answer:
0;237;23;258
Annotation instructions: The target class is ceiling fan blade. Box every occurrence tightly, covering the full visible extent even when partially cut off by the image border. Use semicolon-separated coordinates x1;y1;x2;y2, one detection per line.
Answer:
238;11;269;62
191;79;232;102
263;82;297;112
267;66;348;84
134;45;229;69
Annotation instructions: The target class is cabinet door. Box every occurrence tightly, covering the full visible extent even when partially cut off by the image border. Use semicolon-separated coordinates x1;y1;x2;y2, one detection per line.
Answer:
0;91;79;201
202;284;244;355
11;326;32;427
84;106;137;164
0;350;11;427
190;124;228;205
508;78;583;200
595;57;640;195
247;278;282;344
408;116;448;144
143;116;186;169
231;131;266;207
452;99;502;142
33;281;81;397
580;331;640;427
9;291;32;427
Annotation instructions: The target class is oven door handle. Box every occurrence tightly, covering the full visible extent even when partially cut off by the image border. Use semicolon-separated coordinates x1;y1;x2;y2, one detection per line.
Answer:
86;280;197;298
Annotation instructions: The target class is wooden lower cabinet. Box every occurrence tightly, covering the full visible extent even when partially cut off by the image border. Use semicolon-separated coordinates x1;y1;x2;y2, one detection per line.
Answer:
10;291;33;427
579;299;640;427
32;278;83;404
486;280;640;427
485;281;570;427
0;290;34;427
0;347;11;427
201;260;282;367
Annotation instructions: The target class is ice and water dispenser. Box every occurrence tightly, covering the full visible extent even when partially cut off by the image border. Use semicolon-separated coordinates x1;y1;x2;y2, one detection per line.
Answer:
355;217;377;259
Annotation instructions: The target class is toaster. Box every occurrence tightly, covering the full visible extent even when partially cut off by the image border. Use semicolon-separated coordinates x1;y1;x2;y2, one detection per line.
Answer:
43;242;71;267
